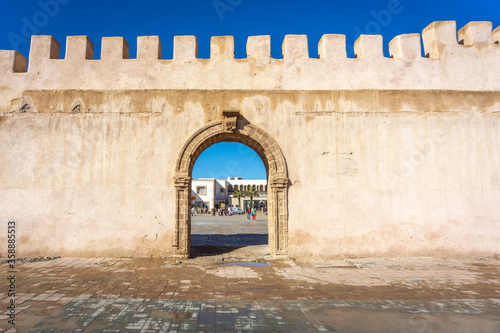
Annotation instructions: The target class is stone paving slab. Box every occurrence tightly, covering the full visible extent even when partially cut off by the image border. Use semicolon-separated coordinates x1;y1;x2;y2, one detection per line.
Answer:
2;218;500;331
23;298;500;332
191;234;268;248
190;214;268;236
1;256;500;331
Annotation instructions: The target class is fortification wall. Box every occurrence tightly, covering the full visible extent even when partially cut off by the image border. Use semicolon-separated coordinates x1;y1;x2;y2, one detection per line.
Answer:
0;21;499;259
1;21;499;113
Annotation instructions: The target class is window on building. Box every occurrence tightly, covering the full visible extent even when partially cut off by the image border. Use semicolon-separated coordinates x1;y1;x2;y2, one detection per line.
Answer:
234;185;239;191
260;185;263;191
220;188;224;193
197;186;207;195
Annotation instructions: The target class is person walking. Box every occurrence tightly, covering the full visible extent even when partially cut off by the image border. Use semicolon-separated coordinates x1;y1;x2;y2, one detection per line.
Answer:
247;207;251;221
251;207;257;221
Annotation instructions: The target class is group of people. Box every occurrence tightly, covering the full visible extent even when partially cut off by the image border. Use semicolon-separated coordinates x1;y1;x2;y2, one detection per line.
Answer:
247;207;257;221
190;206;259;221
212;207;233;216
190;207;209;216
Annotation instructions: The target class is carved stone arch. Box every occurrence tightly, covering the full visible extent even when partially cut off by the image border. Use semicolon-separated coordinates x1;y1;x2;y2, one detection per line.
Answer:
173;119;289;258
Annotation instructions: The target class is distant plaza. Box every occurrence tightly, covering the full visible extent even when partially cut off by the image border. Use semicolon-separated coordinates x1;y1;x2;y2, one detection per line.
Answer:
191;177;268;211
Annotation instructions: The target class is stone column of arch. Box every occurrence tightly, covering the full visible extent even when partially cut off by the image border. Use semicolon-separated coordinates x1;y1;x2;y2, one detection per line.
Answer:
269;176;289;257
173;173;191;258
173;116;289;258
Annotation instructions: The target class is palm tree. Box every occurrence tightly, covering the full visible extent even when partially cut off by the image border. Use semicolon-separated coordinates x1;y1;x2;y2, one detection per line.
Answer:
244;186;258;210
232;189;244;208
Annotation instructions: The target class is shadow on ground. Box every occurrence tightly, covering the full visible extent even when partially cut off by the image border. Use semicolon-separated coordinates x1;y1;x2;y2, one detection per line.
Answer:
190;233;268;258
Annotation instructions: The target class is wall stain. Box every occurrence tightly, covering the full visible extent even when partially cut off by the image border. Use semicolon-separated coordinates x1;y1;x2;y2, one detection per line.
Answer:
10;90;499;119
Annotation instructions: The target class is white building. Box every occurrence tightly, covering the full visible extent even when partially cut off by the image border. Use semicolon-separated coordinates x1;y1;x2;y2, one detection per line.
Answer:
191;178;227;210
226;177;268;211
191;177;267;211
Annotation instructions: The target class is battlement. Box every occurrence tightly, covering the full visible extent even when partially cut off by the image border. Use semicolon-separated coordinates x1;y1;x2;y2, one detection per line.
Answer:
4;21;499;65
0;21;499;110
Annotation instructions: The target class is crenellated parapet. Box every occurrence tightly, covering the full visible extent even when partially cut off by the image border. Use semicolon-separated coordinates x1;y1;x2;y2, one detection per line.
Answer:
0;20;499;111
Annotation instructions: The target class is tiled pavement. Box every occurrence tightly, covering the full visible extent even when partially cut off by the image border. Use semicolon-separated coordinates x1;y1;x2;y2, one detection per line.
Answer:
1;215;500;331
23;298;500;332
2;256;500;332
190;214;269;259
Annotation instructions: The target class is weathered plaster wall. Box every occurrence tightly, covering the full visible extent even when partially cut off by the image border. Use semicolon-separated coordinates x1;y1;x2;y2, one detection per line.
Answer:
0;20;499;258
283;106;500;258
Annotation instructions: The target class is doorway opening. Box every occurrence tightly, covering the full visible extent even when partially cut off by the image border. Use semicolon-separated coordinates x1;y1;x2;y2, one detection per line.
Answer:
173;117;289;259
189;142;268;258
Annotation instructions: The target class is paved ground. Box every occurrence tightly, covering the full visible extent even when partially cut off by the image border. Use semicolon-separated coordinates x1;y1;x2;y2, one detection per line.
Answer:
190;214;269;259
1;215;500;332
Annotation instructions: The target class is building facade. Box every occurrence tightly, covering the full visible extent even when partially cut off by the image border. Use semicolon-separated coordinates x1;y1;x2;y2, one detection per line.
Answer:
190;178;227;210
226;177;267;211
192;177;267;210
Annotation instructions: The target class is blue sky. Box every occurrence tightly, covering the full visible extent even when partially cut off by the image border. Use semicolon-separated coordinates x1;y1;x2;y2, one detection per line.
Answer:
2;0;499;59
192;142;266;180
1;0;498;180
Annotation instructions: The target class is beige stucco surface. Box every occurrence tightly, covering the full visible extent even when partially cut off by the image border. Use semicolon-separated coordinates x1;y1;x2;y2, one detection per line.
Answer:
0;21;499;258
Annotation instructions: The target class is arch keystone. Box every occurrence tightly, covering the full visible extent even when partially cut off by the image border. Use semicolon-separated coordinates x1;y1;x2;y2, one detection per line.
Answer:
222;110;240;132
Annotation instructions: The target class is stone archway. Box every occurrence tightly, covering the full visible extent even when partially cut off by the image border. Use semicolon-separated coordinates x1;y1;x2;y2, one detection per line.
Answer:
173;113;289;259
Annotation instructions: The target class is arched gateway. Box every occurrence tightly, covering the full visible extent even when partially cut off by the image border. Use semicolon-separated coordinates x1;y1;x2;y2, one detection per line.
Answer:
173;112;289;258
